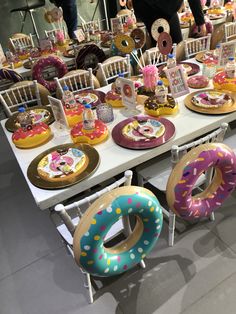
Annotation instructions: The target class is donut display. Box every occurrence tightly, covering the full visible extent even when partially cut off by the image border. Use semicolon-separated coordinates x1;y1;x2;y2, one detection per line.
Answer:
105;90;124;108
0;68;23;83
64;104;85;128
130;28;146;49
213;71;236;92
114;34;135;54
73;186;163;277
144;95;178;116
151;19;170;41
157;32;173;55
71;120;109;145
12;123;52;149
187;75;209;89
37;147;88;182
191;91;232;108
32;55;68;92
166;143;236;220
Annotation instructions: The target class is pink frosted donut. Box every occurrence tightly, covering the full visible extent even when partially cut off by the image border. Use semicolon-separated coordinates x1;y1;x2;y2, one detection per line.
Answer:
213;71;236;92
187;75;209;89
166;143;236;220
32;55;68;92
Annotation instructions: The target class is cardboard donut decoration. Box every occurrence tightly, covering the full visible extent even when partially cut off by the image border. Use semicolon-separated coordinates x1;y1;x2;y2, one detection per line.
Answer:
157;32;173;55
0;68;23;83
75;44;106;73
114;34;135;54
151;18;170;41
73;186;163;277
130;28;145;49
119;0;126;6
166;143;236;221
32;55;68;92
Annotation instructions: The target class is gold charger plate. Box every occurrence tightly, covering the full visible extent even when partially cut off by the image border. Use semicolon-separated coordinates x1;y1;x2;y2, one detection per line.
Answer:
185;89;236;115
5;106;55;132
27;143;100;190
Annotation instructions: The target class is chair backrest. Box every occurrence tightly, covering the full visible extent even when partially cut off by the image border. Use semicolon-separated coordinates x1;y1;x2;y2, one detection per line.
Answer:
146;44;177;66
81;20;101;33
9;34;34;52
224;22;236;42
184;34;211;59
55;68;94;98
0;80;41;116
54;170;133;237
97;55;131;86
45;27;68;40
170;123;228;184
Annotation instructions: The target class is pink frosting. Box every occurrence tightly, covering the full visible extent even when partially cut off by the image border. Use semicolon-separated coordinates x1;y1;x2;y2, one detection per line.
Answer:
142;65;159;90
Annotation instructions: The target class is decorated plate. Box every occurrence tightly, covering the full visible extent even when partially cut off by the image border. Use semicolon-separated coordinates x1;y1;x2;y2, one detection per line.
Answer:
75;89;105;108
5;106;54;132
27;143;100;189
112;116;175;149
159;62;200;76
208;13;226;20
185;89;236;114
63;48;75;58
195;51;217;63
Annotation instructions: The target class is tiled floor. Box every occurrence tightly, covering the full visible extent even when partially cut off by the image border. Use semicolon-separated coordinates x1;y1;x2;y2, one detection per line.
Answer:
1;125;236;314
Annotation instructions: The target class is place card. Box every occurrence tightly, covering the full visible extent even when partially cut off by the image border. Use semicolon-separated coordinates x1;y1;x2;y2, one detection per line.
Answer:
110;17;123;34
164;65;189;98
74;29;85;42
120;77;136;110
48;96;69;130
218;41;236;66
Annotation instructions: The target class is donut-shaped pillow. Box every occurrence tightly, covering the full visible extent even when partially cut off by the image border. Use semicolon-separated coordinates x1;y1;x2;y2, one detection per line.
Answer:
73;186;163;276
71;120;108;145
144;95;178;116
0;68;23;83
105;90;124;107
75;44;106;73
12;123;52;149
213;71;236;92
32;55;68;92
187;75;209;89
166;143;236;220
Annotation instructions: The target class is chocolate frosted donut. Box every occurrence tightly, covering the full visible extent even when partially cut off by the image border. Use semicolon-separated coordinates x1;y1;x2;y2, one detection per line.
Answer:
144;95;178;116
187;75;209;89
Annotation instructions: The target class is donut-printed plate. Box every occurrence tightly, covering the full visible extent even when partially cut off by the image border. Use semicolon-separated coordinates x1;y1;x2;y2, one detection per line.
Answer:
112;116;175;149
208;13;226;20
27;143;100;189
5;106;55;132
75;90;105;109
159;62;200;76
185;89;236;114
195;51;217;63
63;48;75;58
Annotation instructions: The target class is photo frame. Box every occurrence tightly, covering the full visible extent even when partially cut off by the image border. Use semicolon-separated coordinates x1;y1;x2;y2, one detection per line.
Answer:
110;17;123;34
218;41;236;66
120;77;136;110
48;96;69;129
164;65;189;98
74;29;85;42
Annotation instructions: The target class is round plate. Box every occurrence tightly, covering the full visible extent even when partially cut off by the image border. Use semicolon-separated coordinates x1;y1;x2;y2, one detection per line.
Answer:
63;48;75;58
208;13;226;20
195;51;215;63
5;106;55;132
75;89;105;109
27;143;100;189
159;62;200;77
112;116;175;149
185;89;236;115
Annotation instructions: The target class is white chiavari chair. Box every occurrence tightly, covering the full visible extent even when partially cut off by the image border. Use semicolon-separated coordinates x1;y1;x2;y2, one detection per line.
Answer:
184;34;211;58
136;123;228;246
52;170;146;304
54;68;94;98
0;80;41;116
81;20;101;33
224;22;236;42
146;44;177;67
9;34;34;52
45;27;68;40
97;55;131;86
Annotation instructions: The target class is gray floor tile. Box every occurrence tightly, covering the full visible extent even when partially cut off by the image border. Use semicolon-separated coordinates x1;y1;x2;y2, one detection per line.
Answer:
0;248;121;314
182;271;236;314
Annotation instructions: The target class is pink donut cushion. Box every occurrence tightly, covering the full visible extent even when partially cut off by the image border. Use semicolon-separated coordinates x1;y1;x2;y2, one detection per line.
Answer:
187;75;209;89
32;55;68;92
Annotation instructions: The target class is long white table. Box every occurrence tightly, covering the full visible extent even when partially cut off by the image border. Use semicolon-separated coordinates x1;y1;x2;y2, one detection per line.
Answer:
1;62;236;210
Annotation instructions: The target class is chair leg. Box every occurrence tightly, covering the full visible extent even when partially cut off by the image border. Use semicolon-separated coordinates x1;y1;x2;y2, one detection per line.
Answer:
139;259;146;269
137;173;144;187
85;273;94;304
169;210;176;247
20;11;27;33
209;212;215;221
29;9;39;40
